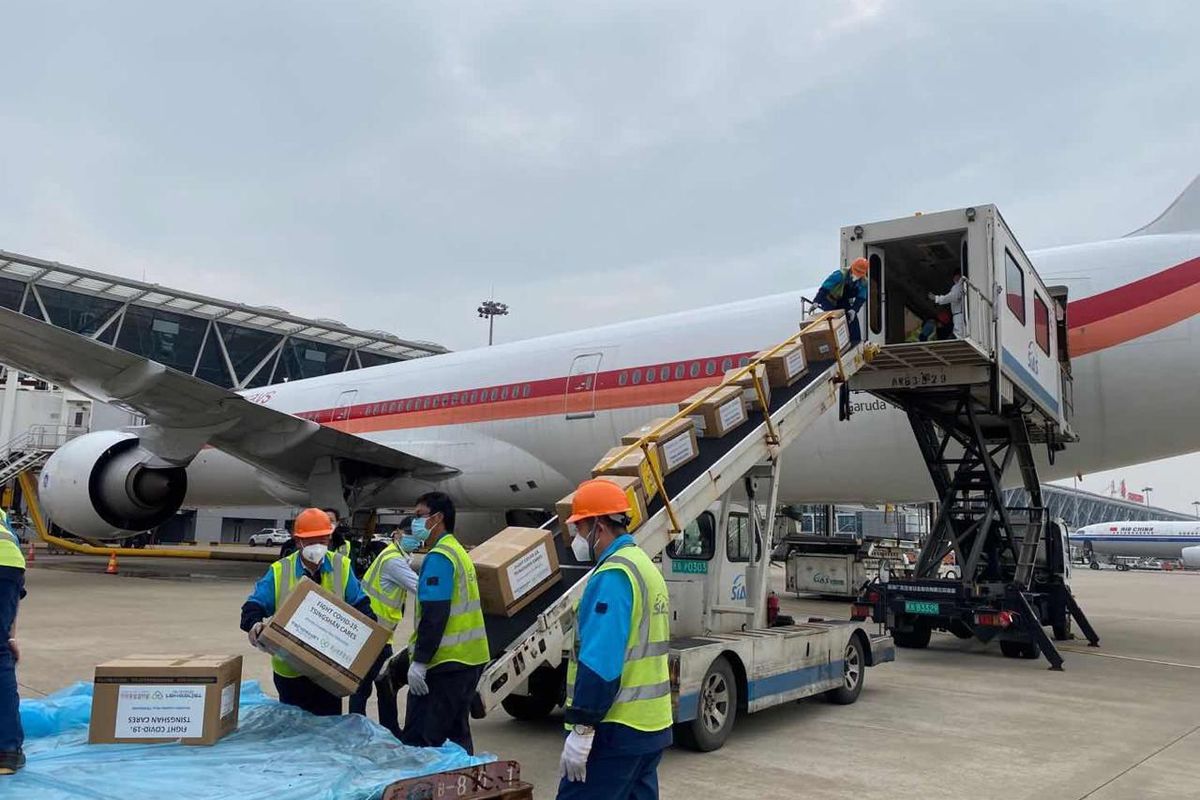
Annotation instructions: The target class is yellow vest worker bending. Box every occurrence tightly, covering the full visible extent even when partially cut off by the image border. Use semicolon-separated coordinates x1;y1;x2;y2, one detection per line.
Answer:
558;479;672;800
0;510;27;775
240;507;375;716
399;492;489;754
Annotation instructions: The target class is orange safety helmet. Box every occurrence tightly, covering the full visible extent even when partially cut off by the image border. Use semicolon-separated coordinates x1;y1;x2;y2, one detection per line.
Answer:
293;507;334;539
566;479;632;524
849;257;869;279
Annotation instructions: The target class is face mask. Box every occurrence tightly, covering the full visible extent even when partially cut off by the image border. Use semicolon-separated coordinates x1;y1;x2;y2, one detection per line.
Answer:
571;534;593;562
410;516;430;540
300;543;328;563
400;534;423;552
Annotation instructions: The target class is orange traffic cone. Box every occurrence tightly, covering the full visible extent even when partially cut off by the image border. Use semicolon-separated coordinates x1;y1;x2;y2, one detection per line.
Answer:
105;552;119;575
25;542;34;563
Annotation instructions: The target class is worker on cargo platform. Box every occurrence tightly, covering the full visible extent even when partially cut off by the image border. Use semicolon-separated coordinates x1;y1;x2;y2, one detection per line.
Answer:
399;492;490;754
241;507;375;716
813;257;869;344
558;479;672;800
929;269;966;339
0;510;27;776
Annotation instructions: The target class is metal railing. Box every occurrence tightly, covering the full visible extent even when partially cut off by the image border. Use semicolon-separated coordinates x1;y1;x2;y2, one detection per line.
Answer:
1;424;84;457
962;278;995;355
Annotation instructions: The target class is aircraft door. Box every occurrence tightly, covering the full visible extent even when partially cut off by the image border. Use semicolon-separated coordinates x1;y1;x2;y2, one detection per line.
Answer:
866;245;885;343
565;353;603;420
333;389;358;424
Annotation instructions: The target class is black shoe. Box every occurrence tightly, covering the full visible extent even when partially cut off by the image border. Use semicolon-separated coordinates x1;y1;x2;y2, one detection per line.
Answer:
470;692;486;720
0;750;25;775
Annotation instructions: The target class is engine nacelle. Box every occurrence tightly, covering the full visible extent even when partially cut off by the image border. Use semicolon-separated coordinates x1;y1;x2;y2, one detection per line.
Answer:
1183;546;1200;570
39;431;188;538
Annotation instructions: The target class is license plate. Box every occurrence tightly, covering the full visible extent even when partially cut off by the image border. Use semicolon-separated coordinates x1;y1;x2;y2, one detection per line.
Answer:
905;600;940;615
671;559;708;574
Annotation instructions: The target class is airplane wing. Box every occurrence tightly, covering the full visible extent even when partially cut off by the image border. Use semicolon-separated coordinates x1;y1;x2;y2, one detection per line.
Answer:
0;307;458;493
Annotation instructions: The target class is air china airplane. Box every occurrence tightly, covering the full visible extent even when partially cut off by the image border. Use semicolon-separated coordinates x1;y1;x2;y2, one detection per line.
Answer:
1072;521;1200;568
1;176;1198;542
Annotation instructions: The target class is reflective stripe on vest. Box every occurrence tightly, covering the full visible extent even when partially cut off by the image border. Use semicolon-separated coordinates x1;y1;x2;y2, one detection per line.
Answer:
363;544;407;633
565;546;673;732
408;534;489;668
0;525;25;570
336;541;351;558
269;552;350;678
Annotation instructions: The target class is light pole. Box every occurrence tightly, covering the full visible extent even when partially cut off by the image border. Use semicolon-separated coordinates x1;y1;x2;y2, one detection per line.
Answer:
477;300;509;346
1141;486;1153;507
1192;500;1199;519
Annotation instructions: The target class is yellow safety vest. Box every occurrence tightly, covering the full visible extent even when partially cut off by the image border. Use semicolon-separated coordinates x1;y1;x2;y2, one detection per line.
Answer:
269;551;350;677
363;543;408;638
0;522;24;570
565;545;672;732
409;534;489;668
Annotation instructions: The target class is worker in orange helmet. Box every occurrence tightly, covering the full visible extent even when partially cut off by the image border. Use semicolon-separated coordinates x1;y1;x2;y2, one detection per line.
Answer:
557;479;672;800
813;257;869;344
240;507;375;716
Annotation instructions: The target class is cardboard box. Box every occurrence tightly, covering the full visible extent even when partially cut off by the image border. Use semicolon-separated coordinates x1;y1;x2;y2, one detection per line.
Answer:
753;341;809;388
557;474;649;538
258;580;392;696
801;311;851;363
593;445;662;501
620;417;699;477
470;527;561;617
89;654;242;745
724;363;772;411
678;385;749;438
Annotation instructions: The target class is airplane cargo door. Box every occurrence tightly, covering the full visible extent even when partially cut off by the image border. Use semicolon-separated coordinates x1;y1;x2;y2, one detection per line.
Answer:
565;353;603;420
333;389;358;426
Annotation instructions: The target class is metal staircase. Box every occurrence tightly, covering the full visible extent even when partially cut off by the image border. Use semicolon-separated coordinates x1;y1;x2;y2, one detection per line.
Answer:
0;425;73;485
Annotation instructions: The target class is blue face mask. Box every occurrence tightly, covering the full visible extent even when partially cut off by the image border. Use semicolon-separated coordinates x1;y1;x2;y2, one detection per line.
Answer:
400;534;423;552
410;516;429;540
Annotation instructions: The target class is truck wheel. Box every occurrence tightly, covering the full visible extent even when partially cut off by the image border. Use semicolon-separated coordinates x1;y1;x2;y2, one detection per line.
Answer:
249;541;257;547
893;620;931;649
999;640;1039;659
1089;561;1099;570
675;656;737;752
948;620;975;640
500;664;563;721
824;637;865;705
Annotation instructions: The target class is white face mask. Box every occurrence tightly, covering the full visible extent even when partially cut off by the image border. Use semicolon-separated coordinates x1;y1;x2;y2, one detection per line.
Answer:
300;543;328;563
571;534;593;562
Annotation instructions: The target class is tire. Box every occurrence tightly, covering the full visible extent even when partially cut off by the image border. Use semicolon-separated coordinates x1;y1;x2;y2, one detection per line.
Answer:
249;540;257;547
1089;561;1100;570
825;637;865;705
1052;620;1072;641
999;639;1039;659
675;656;738;752
500;690;558;721
943;570;959;581
893;620;932;649
949;620;975;640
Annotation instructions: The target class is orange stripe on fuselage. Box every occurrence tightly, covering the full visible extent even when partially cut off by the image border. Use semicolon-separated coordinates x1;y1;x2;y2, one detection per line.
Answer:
326;377;721;433
1069;281;1200;356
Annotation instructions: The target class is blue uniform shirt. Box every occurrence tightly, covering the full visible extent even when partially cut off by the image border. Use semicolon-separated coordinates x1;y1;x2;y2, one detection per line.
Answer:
567;534;672;755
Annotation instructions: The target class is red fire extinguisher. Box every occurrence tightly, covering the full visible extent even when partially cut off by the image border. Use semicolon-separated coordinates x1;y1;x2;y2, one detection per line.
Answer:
767;591;780;626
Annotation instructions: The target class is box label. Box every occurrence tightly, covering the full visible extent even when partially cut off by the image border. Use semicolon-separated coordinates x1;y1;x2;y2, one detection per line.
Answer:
661;433;696;471
785;348;806;377
506;545;554;601
283;591;371;670
717;399;746;431
220;683;237;719
114;684;206;739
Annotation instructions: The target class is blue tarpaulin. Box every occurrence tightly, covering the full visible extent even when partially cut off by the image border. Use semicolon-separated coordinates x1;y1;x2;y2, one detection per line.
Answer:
11;681;492;800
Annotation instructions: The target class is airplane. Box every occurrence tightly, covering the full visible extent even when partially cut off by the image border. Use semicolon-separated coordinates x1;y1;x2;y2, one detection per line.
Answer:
0;174;1198;543
1071;521;1200;569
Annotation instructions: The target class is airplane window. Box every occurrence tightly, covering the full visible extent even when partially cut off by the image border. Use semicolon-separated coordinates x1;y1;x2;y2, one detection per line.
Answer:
423;397;431;409
501;386;509;400
618;371;628;386
490;388;499;401
632;369;642;385
450;394;458;406
705;360;716;376
660;366;670;381
674;364;685;380
470;391;478;403
721;358;733;372
522;384;531;398
645;367;655;383
459;392;468;404
432;397;440;409
511;385;520;398
739;356;750;367
689;362;700;378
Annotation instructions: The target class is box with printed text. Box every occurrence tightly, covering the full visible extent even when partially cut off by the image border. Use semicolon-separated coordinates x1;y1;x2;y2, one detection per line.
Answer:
470;527;561;617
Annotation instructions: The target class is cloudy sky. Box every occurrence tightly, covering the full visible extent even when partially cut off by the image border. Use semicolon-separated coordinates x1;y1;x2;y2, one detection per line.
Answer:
2;2;1198;511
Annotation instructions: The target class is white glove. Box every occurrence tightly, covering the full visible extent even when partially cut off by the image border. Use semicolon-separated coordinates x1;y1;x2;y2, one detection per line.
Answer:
394;559;419;593
559;729;594;782
248;621;267;651
408;661;429;696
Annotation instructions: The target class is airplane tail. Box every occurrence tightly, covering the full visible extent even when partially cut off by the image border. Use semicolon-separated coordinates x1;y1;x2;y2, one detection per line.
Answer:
1127;173;1200;236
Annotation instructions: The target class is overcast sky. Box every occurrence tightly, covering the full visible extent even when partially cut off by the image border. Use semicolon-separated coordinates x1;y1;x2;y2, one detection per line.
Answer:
2;2;1198;512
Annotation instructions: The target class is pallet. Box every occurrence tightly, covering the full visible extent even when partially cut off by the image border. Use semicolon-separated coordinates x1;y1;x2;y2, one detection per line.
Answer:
382;760;533;800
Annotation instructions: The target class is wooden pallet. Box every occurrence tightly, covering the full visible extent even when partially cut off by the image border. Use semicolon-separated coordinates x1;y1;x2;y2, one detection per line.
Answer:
382;760;533;800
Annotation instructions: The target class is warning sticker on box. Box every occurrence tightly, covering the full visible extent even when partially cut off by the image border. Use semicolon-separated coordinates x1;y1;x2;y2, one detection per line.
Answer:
284;592;371;669
507;545;553;600
661;433;696;471
220;683;237;719
717;399;746;431
785;349;806;377
115;684;206;739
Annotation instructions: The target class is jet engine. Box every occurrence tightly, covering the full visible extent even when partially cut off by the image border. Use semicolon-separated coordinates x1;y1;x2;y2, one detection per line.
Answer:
39;431;188;538
1183;545;1200;570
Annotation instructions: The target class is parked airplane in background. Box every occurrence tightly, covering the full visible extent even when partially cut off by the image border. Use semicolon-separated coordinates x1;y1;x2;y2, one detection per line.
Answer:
1072;521;1200;569
0;175;1197;541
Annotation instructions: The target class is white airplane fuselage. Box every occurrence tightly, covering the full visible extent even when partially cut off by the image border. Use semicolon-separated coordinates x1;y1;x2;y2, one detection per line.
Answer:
182;231;1200;513
1072;521;1200;560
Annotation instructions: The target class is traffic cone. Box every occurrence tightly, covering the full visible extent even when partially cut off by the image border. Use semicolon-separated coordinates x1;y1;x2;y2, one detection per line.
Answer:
105;552;118;575
25;542;34;563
